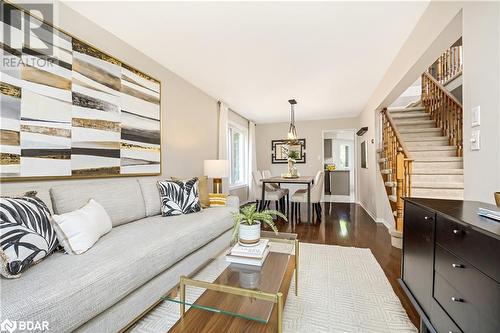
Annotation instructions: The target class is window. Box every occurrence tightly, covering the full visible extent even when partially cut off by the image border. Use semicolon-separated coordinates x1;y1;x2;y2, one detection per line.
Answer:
228;123;248;187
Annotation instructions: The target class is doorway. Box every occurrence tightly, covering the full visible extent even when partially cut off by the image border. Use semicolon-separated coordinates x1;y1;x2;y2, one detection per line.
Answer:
322;129;356;203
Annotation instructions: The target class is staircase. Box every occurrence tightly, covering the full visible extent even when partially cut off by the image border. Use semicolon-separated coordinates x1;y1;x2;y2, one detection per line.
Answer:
388;105;464;200
378;57;463;239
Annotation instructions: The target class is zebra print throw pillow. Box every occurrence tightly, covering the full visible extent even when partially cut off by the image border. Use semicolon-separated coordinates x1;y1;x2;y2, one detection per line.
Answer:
0;193;59;278
157;178;202;216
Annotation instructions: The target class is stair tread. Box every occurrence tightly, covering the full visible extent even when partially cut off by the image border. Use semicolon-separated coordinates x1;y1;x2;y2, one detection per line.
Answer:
412;182;464;189
385;181;396;187
388;195;397;202
388;106;426;112
414;157;463;162
394;120;435;126
411;193;464;200
405;137;448;142
400;128;441;133
391;114;430;119
412;168;464;174
409;146;456;151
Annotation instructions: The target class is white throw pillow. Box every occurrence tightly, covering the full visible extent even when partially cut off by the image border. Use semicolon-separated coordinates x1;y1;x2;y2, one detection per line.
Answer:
51;199;112;255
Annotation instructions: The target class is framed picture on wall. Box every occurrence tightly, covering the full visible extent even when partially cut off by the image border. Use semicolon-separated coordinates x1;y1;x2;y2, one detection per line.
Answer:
361;140;368;169
271;139;306;164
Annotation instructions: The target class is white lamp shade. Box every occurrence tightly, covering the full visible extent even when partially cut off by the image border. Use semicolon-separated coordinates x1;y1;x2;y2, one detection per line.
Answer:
204;160;230;178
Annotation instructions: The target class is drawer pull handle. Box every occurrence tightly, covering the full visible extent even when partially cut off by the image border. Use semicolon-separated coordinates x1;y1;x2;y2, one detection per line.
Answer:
451;297;464;303
452;264;464;268
452;229;463;235
424;216;433;221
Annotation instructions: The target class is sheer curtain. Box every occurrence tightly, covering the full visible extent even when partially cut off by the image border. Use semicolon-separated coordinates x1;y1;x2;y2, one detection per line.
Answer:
218;101;229;193
248;121;257;202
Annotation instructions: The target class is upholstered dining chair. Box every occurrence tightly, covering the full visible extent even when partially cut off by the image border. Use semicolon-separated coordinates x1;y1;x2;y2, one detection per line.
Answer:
252;171;287;213
262;170;290;213
290;171;324;222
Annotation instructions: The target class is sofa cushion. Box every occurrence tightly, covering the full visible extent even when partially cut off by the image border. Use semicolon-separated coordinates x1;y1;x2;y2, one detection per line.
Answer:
0;207;234;332
137;177;162;216
158;178;201;216
52;199;113;255
0;187;54;214
50;179;146;227
0;194;58;278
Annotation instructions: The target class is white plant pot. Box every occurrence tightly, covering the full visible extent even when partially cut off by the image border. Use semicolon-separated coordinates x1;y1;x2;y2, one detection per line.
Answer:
239;222;261;246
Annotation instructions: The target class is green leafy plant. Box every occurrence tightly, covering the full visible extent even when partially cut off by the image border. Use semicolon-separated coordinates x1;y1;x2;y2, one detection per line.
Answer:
231;204;287;243
287;150;300;161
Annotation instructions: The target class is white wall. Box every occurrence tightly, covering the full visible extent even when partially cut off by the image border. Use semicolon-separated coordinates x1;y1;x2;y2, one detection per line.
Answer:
462;2;500;203
357;1;500;229
2;1;219;194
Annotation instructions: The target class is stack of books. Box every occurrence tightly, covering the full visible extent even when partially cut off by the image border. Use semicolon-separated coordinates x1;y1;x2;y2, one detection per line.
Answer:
226;239;270;266
478;207;500;221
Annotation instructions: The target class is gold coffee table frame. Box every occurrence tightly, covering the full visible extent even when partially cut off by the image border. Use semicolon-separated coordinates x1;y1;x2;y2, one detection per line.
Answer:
178;237;299;333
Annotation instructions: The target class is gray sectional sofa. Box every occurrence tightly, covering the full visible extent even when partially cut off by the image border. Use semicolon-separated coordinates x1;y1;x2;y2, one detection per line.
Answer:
1;178;238;332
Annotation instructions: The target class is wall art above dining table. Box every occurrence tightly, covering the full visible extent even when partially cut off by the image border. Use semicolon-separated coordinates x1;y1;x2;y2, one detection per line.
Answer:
0;3;161;180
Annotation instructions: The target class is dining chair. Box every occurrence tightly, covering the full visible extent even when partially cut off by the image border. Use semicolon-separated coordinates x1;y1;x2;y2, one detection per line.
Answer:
262;170;289;214
252;171;287;213
290;171;324;222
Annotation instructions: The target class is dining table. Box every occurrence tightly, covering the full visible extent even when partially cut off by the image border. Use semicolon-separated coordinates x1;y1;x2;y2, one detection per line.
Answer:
260;176;315;224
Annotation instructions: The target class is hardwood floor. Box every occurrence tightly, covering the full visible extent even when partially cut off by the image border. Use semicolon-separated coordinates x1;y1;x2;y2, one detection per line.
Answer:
266;201;420;328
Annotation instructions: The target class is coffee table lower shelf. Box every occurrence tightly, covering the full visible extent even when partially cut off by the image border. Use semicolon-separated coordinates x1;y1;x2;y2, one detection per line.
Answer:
167;251;297;333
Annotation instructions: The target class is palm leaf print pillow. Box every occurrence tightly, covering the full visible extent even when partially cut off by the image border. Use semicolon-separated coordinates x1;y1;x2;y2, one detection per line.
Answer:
157;178;202;216
0;193;59;278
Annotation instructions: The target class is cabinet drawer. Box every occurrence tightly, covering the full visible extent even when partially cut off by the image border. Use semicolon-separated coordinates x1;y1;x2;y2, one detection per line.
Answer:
435;215;500;281
434;273;499;333
434;245;500;326
430;298;462;333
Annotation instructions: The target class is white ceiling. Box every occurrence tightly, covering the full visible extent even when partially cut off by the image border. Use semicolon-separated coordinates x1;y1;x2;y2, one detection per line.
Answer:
63;1;429;123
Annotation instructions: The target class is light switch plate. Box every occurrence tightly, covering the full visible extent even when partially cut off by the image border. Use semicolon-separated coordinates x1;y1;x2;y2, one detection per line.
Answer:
471;106;480;127
470;129;480;150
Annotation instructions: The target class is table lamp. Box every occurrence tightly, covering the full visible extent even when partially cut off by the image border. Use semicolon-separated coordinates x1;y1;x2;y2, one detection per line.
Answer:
204;160;230;194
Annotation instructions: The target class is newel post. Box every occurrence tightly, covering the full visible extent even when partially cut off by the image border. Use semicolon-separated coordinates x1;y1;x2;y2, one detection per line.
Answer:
396;148;405;232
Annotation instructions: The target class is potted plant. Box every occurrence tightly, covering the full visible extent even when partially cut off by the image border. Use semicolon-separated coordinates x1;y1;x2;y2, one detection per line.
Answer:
231;204;287;246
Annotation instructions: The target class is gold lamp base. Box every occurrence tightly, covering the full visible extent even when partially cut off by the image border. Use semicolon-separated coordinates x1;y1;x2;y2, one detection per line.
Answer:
495;192;500;208
213;178;222;194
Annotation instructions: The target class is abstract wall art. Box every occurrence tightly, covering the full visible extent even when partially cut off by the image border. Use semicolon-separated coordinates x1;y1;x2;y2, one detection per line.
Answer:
0;2;161;180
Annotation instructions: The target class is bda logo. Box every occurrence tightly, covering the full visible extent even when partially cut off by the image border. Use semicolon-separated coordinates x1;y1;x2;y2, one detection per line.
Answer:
0;319;17;333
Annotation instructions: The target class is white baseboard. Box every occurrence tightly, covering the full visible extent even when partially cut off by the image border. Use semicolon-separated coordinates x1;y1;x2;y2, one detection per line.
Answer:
375;218;394;232
356;201;393;233
356;201;377;222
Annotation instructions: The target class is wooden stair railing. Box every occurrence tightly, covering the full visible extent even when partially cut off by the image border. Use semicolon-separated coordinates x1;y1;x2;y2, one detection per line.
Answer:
421;72;463;156
380;108;413;232
428;43;462;85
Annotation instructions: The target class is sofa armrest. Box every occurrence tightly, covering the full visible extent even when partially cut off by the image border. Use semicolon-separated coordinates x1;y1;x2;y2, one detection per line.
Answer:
226;196;240;211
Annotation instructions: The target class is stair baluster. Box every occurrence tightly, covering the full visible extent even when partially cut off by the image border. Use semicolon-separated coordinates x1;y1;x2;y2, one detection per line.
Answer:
421;72;463;157
380;109;414;232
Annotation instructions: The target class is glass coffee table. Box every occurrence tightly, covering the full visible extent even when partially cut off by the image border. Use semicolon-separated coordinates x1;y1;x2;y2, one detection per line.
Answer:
163;231;298;333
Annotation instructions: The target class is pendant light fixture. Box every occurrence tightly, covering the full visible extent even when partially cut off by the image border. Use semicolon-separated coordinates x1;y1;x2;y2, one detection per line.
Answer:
287;99;298;143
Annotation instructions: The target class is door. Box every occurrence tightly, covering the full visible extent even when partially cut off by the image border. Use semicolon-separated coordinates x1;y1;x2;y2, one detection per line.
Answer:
322;129;356;203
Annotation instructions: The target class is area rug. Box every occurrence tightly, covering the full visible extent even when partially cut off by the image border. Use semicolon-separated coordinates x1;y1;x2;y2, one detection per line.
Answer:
129;243;417;333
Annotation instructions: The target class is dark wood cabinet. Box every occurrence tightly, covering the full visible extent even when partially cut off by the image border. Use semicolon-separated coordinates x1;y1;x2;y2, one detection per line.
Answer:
400;198;500;333
402;202;435;316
